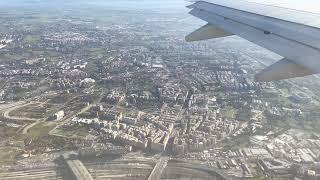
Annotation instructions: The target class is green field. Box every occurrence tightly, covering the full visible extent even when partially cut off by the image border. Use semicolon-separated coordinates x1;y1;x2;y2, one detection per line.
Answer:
0;147;21;165
47;94;74;104
88;48;106;59
0;125;19;138
51;126;89;138
22;35;41;44
220;106;238;119
24;122;57;139
9;103;60;119
221;134;250;151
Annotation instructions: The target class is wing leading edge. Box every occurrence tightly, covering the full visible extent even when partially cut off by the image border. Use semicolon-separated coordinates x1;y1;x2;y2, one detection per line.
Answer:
187;0;320;81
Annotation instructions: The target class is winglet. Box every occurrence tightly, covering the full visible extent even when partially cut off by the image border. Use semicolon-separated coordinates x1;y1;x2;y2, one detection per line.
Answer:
186;24;233;42
255;58;316;82
186;4;195;9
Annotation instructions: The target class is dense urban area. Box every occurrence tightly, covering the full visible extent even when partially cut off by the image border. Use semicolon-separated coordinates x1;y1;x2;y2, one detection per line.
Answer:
0;0;320;180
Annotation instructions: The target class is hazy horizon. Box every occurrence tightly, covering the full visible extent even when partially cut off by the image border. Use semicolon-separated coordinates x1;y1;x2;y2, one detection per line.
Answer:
0;0;190;13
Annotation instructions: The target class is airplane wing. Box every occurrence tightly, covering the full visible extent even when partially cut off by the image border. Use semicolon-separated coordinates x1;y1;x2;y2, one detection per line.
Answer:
186;0;320;81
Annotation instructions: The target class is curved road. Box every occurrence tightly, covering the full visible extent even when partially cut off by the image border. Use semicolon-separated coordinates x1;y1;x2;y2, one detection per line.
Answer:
0;101;46;134
3;102;42;121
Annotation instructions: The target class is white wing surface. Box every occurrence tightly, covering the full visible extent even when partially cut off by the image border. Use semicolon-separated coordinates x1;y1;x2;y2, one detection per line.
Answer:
187;0;320;81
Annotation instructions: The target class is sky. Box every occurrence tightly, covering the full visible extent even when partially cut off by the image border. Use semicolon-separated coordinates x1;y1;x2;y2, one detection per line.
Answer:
0;0;189;12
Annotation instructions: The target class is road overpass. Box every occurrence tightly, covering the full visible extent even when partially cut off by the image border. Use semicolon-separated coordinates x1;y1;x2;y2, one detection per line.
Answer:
147;157;168;180
62;152;94;180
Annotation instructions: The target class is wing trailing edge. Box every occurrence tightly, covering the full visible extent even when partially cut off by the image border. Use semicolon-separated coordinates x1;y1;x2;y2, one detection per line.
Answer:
255;58;316;82
185;23;233;42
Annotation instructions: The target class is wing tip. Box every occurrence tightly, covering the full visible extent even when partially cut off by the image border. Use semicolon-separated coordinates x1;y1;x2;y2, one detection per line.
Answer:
254;58;317;82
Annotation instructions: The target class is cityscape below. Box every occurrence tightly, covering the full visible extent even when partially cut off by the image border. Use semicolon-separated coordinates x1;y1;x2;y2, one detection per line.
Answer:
0;0;319;180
